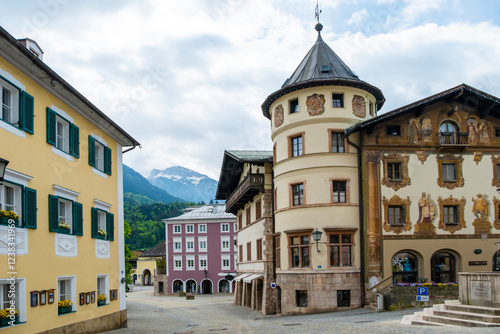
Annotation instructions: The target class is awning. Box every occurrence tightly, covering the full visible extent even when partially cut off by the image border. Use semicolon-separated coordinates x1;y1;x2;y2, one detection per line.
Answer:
243;274;263;283
233;274;250;282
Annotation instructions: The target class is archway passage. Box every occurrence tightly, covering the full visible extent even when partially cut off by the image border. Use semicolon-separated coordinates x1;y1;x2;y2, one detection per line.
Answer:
202;280;212;294
431;252;456;283
172;279;183;293
219;279;229;293
392;252;418;284
142;269;152;285
186;279;197;293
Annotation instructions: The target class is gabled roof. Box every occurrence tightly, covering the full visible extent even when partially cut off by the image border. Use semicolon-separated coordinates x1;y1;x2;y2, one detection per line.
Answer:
163;204;235;222
0;26;140;148
262;23;385;119
139;242;166;257
345;83;500;135
215;150;273;200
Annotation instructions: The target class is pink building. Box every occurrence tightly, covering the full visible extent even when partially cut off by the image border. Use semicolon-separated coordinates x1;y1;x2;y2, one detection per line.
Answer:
163;204;237;294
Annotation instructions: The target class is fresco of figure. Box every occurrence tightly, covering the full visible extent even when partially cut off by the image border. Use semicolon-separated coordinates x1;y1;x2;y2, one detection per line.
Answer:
472;193;488;221
417;192;434;224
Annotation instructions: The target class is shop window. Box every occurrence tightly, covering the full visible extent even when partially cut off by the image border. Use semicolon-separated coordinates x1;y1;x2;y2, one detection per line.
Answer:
431;252;456;283
392;252;418;284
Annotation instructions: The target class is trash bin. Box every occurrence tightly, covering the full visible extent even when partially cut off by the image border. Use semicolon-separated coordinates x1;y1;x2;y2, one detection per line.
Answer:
377;293;384;310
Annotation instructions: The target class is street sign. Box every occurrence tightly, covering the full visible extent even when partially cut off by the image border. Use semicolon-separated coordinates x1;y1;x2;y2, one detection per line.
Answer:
417;287;428;295
416;295;430;302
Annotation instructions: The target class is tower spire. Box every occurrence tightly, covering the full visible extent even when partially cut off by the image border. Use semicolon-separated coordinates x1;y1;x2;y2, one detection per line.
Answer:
315;1;323;33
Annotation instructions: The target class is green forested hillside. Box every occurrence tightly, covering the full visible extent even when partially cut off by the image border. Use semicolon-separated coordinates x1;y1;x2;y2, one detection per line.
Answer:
124;198;198;250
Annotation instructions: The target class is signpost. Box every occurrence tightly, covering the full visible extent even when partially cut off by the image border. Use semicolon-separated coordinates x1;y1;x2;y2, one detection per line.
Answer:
417;287;429;302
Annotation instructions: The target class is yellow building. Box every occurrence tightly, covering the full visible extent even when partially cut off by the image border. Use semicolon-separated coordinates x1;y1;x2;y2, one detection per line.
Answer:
0;27;139;333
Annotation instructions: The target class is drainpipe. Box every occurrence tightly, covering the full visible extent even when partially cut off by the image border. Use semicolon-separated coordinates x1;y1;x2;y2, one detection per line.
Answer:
345;130;366;306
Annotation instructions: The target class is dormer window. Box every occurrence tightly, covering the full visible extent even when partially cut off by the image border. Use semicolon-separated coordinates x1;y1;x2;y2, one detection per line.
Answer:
321;65;330;73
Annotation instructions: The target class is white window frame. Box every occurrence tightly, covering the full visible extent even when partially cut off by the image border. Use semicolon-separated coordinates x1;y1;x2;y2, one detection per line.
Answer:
185;237;194;253
55;115;70;154
221;255;231;270
173;256;182;271
173;237;182;253
186;255;195;271
199;255;208;271
198;224;207;233
95;140;105;172
0;182;23;227
198;236;207;253
58;197;73;234
96;274;109;306
173;225;181;234
0;278;26;323
221;223;229;233
186;224;194;233
221;236;230;252
0;78;20;127
57;276;76;312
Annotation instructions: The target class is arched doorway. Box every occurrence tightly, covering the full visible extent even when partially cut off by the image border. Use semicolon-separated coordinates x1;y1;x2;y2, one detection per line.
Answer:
219;279;229;293
431;252;456;283
202;280;212;294
172;279;183;293
493;249;500;272
186;279;197;293
142;269;152;285
392;252;418;284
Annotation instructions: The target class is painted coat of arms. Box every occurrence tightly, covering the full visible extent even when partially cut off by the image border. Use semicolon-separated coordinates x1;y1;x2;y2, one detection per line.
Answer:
306;93;325;116
352;95;366;118
274;104;284;127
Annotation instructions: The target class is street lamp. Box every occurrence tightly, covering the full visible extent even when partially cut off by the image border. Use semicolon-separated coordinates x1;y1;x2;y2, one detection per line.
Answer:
312;228;326;252
0;158;9;182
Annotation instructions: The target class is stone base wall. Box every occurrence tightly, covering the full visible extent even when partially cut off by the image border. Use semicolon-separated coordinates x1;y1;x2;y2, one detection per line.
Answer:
277;271;361;316
459;272;500;308
37;309;127;334
154;274;168;295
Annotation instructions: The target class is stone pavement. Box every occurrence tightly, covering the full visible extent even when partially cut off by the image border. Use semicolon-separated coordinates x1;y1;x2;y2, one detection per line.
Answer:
106;286;500;334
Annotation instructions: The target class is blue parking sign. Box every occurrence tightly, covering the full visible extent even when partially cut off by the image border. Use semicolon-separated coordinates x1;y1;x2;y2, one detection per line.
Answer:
418;287;428;295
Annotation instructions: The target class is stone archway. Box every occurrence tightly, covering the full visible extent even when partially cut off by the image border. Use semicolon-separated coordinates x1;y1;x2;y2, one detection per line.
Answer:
142;269;152;285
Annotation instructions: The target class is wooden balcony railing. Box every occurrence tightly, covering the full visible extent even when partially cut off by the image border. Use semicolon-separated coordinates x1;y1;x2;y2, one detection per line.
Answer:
438;132;469;146
226;173;265;214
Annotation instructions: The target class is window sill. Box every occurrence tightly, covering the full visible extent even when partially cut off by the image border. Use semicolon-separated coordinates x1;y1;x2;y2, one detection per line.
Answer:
0;119;25;138
57;310;76;316
51;146;74;162
91;167;108;178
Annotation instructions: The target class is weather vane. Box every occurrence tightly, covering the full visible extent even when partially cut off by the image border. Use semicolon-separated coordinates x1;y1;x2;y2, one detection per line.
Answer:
315;0;322;23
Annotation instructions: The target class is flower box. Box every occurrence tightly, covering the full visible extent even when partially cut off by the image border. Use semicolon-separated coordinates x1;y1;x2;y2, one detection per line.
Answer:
58;306;72;314
0;218;18;226
97;300;106;306
0;316;17;326
58;227;71;234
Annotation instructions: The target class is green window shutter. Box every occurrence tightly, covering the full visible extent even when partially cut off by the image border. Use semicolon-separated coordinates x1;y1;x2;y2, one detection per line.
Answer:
74;202;83;236
70;124;80;158
21;91;34;134
48;195;59;232
106;212;114;241
104;146;112;175
24;187;37;229
88;136;96;167
91;207;99;238
46;107;56;146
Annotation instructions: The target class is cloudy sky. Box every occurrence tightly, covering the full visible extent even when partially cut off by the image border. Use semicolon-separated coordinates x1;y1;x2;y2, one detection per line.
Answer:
2;0;500;179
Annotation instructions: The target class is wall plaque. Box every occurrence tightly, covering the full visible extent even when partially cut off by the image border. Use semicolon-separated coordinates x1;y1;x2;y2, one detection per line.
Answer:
468;261;487;266
470;281;491;301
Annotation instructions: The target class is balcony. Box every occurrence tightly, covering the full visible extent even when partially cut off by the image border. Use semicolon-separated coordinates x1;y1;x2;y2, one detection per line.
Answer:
226;173;265;214
437;132;469;149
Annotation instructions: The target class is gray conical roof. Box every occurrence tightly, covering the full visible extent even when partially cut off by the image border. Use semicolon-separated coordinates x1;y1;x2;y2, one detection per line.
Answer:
262;24;385;119
282;26;360;88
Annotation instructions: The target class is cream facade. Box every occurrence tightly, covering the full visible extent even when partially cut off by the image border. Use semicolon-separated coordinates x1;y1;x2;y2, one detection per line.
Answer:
0;27;139;333
217;22;500;317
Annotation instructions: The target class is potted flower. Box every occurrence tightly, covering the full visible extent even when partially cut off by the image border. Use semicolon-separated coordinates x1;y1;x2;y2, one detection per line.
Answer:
58;299;73;314
58;221;71;234
97;294;106;306
97;229;107;238
0;308;18;326
0;210;19;225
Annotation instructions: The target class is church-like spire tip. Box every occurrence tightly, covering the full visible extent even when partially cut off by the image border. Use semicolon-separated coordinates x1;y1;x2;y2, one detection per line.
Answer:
315;23;323;33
